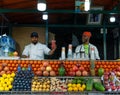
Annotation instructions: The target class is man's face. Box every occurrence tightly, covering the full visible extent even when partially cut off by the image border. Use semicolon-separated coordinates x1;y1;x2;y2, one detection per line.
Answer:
31;37;38;44
82;35;90;43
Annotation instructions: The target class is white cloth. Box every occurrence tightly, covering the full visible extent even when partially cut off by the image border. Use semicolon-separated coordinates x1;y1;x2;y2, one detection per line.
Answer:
75;43;100;60
22;42;50;60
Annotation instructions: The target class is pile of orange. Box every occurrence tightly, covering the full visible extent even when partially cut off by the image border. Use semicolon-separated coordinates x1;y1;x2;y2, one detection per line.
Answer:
0;60;120;76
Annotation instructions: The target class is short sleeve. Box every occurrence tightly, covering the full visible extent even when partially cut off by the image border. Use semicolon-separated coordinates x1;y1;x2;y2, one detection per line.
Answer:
22;46;29;56
43;45;51;55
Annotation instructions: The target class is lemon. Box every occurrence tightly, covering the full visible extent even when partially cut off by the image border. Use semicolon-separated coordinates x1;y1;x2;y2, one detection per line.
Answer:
8;85;13;89
7;81;11;85
72;84;76;87
82;84;86;89
73;87;78;92
4;78;9;83
2;74;7;78
79;87;84;91
76;84;81;88
7;74;11;78
0;86;4;91
67;83;72;87
4;87;9;91
68;87;73;91
11;73;15;77
9;78;14;82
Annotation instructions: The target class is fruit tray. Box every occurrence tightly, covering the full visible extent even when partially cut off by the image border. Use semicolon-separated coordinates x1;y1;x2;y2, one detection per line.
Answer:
0;91;120;95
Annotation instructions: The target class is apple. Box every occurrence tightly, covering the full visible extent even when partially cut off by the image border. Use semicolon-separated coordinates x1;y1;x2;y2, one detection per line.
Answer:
105;86;111;91
72;65;78;72
104;81;109;85
116;67;120;71
104;75;109;80
111;86;116;91
79;66;85;72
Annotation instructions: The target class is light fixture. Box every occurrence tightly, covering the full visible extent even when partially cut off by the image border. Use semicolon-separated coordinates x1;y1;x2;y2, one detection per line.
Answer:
84;0;90;11
37;0;46;11
110;16;116;22
42;14;48;20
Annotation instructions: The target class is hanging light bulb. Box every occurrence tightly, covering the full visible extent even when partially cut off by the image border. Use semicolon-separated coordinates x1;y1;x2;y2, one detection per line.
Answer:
110;16;116;22
42;14;48;20
84;0;90;11
37;0;46;11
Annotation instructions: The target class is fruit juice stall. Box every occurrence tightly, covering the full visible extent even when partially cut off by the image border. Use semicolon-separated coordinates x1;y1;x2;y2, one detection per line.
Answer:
0;59;120;94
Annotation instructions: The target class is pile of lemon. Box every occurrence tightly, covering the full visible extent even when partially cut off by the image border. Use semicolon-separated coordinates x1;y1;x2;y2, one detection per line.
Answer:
67;83;86;92
0;73;15;91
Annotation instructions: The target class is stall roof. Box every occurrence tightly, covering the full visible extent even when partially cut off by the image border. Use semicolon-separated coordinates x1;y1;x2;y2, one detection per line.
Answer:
0;0;120;24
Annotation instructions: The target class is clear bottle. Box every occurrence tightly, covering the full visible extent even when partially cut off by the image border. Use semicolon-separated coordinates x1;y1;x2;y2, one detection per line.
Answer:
90;47;95;60
28;64;32;71
61;47;66;60
67;44;73;59
17;64;21;72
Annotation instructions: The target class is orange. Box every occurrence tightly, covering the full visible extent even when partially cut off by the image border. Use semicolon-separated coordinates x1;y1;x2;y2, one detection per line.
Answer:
13;60;17;64
30;60;34;64
17;60;21;64
34;60;38;64
33;68;37;71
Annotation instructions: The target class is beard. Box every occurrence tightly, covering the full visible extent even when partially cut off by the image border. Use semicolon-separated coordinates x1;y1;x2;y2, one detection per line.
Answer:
32;41;38;45
82;38;88;43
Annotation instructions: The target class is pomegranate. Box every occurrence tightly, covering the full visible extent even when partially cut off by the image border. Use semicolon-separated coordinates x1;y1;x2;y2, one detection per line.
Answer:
50;71;56;76
69;71;75;76
43;61;49;67
0;66;3;71
72;65;78;72
76;71;81;76
4;66;9;71
0;71;5;76
40;66;45;71
2;63;7;67
79;66;85;71
82;70;88;76
43;71;49;76
35;71;42;76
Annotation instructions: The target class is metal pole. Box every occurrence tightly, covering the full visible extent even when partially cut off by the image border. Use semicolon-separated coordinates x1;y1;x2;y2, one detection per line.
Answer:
45;20;48;46
114;39;117;59
118;31;120;58
103;24;107;60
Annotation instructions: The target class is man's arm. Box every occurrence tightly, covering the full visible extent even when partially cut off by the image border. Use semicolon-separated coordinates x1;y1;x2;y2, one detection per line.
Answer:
21;46;29;58
49;47;56;55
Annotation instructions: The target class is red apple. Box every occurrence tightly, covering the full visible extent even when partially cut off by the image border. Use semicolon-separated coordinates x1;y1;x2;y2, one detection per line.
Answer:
79;66;85;72
105;86;111;90
104;75;109;80
111;86;116;91
116;67;120;71
72;65;78;72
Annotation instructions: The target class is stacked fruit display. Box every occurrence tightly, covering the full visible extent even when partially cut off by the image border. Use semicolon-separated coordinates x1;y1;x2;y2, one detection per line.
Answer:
12;69;34;91
35;61;56;76
0;63;11;75
31;76;50;92
50;77;67;92
0;73;15;91
68;65;88;76
67;77;86;92
102;70;120;91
